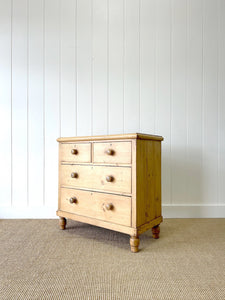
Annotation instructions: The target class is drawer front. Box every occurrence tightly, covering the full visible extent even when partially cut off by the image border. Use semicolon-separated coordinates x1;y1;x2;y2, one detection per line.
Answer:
60;143;91;162
60;164;93;189
92;165;131;193
60;165;131;194
93;141;131;164
60;188;131;226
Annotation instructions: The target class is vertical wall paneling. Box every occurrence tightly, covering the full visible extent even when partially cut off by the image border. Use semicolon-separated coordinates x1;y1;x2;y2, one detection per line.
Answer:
11;0;28;207
219;0;225;204
92;0;107;135
202;0;218;204
61;0;76;137
44;0;60;207
171;0;187;204
76;0;92;136
186;0;203;204
124;0;140;133
108;0;124;134
139;0;156;133
28;0;44;207
0;0;11;206
0;0;225;218
156;0;171;204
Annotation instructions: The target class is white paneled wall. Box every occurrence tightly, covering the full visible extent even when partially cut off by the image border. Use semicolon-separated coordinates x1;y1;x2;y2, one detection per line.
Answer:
0;0;225;218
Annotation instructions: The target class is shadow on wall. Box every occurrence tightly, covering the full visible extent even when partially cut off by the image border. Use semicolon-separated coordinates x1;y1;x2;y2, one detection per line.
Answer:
161;146;203;206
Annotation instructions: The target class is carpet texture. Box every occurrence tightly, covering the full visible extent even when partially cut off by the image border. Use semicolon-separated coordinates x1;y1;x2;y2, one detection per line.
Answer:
0;219;224;300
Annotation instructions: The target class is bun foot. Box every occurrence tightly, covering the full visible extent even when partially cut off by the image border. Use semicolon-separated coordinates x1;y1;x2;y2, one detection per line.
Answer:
152;225;160;239
130;236;140;253
59;217;66;230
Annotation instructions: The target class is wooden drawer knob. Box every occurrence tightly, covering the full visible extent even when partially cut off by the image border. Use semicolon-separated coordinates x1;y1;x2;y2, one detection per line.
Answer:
105;203;113;210
106;149;114;155
71;172;78;178
69;197;77;204
71;148;78;155
106;175;114;182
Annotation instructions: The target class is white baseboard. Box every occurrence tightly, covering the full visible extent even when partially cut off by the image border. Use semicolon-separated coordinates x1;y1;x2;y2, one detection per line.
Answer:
162;204;225;218
0;206;58;219
0;204;225;219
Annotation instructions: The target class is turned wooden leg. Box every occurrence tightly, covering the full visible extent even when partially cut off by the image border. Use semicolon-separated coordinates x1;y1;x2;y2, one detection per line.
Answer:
130;236;140;253
59;217;67;230
152;225;160;239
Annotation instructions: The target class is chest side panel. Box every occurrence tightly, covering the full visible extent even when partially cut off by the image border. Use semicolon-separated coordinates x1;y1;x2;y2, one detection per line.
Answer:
136;139;162;227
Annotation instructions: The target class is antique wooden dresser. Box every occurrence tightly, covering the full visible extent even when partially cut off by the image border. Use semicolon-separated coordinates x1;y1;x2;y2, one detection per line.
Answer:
56;133;163;252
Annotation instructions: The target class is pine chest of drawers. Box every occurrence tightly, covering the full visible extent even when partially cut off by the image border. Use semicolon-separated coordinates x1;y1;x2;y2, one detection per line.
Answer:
56;133;163;252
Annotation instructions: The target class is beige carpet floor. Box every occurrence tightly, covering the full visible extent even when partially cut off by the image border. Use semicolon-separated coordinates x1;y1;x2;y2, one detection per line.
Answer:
0;219;224;300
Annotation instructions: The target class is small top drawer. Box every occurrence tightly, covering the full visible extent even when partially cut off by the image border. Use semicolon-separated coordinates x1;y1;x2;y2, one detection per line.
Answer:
93;141;131;164
60;143;91;163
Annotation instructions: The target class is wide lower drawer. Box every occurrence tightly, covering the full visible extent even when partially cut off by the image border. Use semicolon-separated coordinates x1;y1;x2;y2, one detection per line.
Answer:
60;143;91;163
93;141;131;164
60;164;131;194
60;188;131;226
